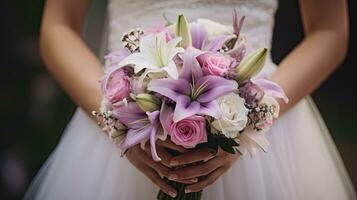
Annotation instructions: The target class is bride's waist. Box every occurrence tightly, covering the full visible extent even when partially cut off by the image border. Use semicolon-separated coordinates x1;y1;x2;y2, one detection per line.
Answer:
108;0;277;15
108;0;276;51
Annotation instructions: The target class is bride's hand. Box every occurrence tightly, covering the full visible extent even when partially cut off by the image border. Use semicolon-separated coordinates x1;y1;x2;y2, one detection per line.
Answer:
126;140;192;198
126;144;177;197
167;147;240;193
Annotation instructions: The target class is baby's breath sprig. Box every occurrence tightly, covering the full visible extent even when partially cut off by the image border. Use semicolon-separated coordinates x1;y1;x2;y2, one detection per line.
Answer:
248;103;277;132
92;110;114;132
121;28;144;53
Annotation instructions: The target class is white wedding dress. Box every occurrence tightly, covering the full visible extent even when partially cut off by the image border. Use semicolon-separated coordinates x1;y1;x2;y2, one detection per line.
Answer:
25;0;356;199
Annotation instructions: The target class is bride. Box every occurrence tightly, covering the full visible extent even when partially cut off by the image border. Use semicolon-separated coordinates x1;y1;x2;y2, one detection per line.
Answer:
25;0;356;199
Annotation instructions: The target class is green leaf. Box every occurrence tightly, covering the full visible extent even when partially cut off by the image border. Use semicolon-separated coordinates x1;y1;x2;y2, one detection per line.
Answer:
219;142;236;154
223;138;239;147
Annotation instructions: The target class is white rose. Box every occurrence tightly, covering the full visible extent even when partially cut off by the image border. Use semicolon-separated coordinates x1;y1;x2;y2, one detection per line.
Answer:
212;93;249;138
196;19;233;40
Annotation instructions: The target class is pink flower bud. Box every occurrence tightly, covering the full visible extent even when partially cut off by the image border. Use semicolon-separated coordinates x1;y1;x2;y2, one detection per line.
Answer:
197;52;233;76
104;69;131;105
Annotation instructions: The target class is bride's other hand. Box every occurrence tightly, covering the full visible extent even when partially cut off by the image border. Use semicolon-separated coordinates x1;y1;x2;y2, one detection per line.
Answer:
143;140;198;185
167;147;240;193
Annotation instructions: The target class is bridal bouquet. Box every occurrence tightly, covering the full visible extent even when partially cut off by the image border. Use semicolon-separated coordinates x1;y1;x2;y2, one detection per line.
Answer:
94;10;288;200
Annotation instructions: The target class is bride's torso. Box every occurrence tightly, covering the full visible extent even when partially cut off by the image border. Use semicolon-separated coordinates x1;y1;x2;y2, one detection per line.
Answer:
107;0;278;72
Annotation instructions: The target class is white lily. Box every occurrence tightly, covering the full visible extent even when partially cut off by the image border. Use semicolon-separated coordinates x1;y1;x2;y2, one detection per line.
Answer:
118;32;184;83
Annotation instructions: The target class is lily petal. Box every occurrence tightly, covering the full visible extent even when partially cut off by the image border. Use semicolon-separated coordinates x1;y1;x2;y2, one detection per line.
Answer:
137;68;162;88
147;78;191;100
179;47;204;82
119;52;158;74
104;47;131;69
139;33;162;58
162;36;184;64
203;35;234;52
112;103;146;129
163;60;179;79
238;129;270;157
197;76;238;102
252;77;289;103
120;126;151;155
117;32;183;81
149;124;161;161
173;95;201;122
198;100;221;119
159;103;173;136
147;111;161;161
190;23;208;49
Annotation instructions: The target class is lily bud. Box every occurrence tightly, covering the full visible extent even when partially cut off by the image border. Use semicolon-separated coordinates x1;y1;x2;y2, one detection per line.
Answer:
110;129;126;139
236;48;267;83
176;14;192;48
109;121;127;140
132;93;161;112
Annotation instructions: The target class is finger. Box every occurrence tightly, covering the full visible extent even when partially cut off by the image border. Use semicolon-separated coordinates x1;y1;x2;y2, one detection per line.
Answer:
168;158;220;180
149;160;171;178
156;147;174;168
170;147;214;167
140;149;171;178
156;139;187;153
184;167;227;193
174;178;199;184
143;167;177;198
144;143;174;167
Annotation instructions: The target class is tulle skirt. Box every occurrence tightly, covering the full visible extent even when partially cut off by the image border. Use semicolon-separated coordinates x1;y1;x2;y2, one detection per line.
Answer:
24;96;356;200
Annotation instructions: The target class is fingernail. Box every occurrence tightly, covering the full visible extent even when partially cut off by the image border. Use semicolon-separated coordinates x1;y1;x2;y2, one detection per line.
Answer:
170;160;179;166
168;174;178;180
189;178;198;183
169;191;177;198
185;188;191;193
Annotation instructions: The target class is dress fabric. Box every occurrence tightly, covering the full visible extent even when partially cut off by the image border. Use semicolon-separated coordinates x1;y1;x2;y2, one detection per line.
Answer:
24;0;356;199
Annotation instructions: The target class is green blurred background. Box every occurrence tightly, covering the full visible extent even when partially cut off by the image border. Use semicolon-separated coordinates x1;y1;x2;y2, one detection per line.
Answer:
0;0;356;199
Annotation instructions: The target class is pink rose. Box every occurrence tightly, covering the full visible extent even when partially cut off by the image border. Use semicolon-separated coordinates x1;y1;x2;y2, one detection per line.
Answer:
165;114;207;148
145;24;174;42
197;52;233;76
104;69;131;104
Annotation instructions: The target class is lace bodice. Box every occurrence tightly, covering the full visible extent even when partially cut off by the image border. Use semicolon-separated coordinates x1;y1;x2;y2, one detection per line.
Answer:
107;0;278;70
